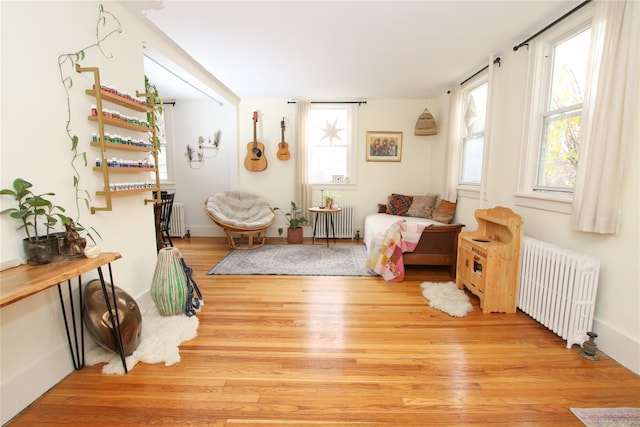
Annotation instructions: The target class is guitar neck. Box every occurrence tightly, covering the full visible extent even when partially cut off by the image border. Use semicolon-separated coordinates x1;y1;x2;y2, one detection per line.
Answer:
253;111;258;145
281;118;285;146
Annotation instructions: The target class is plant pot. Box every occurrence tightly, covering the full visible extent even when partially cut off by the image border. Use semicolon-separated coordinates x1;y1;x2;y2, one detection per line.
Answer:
286;227;304;244
22;233;66;265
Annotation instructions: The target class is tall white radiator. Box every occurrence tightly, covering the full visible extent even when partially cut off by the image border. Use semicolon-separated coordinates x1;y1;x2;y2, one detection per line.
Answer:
314;206;354;239
517;236;600;349
169;203;186;238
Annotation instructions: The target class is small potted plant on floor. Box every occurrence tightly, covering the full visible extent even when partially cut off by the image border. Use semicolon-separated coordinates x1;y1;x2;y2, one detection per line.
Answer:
274;201;307;244
1;178;73;265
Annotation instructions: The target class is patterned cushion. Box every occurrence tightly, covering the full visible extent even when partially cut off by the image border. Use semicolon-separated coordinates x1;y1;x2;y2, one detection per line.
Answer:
432;200;456;224
386;194;413;216
406;194;439;218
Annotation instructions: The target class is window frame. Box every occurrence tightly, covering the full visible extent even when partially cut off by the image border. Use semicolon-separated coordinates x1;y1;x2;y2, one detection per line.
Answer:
154;106;175;186
307;103;357;188
458;74;489;192
516;11;592;214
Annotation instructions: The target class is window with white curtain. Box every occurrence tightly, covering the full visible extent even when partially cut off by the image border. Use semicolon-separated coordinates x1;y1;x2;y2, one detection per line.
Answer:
152;107;174;183
459;79;488;186
308;104;355;184
535;27;592;192
517;16;592;210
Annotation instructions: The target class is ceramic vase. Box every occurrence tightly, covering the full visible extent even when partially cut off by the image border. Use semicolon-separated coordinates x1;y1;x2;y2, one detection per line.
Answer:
150;247;188;316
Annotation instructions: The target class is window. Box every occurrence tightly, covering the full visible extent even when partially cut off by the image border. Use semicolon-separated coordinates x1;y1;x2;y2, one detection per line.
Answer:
536;28;591;192
459;80;488;186
308;104;355;184
152;108;173;183
518;19;592;210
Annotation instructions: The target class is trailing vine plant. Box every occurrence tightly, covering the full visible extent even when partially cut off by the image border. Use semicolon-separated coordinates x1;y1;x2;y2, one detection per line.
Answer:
145;75;164;152
57;4;121;239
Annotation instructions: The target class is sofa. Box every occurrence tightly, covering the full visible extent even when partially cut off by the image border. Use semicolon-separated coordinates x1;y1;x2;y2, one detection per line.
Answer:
364;193;464;277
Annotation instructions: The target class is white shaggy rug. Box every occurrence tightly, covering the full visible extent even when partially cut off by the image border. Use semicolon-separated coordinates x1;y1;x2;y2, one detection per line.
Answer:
86;305;199;375
421;281;474;317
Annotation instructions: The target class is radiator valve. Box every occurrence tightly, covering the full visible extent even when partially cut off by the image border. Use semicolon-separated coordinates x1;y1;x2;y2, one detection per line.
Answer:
580;331;599;360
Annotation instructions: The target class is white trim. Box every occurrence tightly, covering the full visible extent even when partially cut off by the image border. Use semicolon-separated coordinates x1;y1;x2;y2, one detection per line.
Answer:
516;8;593;207
514;191;572;214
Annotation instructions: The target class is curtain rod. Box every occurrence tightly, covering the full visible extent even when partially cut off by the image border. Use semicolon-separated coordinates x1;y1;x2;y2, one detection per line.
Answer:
513;0;592;51
287;100;367;105
143;53;224;106
459;57;501;87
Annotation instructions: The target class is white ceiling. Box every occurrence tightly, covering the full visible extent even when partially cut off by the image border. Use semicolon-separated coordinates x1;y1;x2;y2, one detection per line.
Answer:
121;0;582;102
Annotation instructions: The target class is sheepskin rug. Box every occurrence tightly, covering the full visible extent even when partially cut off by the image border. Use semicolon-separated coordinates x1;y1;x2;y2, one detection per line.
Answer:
85;305;199;375
420;281;474;317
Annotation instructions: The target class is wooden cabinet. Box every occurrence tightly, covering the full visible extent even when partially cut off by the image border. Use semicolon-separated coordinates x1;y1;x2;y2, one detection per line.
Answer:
456;206;523;313
76;64;160;213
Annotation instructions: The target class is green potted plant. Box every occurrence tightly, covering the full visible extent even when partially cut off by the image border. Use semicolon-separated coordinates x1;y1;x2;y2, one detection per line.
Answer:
274;201;307;244
1;178;73;265
323;191;340;208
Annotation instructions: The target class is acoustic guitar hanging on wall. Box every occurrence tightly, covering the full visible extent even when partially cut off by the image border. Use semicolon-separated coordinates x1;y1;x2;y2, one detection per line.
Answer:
277;117;290;161
244;111;268;172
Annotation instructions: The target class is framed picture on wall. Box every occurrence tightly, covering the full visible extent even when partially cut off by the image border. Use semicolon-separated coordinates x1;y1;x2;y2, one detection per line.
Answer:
366;131;402;162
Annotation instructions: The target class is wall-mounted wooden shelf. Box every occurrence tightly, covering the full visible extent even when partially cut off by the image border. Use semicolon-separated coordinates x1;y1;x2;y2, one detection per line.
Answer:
88;115;151;133
90;141;154;152
84;88;149;112
92;167;157;173
77;64;160;213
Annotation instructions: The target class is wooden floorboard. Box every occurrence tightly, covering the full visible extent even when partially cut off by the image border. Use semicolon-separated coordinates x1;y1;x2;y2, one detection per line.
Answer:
7;237;640;426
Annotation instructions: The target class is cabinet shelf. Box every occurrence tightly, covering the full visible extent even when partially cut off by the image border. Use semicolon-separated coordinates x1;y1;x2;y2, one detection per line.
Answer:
84;88;150;112
90;141;155;153
88;115;151;133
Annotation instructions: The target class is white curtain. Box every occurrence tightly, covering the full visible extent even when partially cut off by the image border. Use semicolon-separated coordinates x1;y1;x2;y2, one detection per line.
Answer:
295;101;312;212
571;0;639;234
443;88;462;202
478;54;500;208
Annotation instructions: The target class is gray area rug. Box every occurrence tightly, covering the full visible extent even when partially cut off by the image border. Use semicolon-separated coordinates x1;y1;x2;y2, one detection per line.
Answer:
207;244;376;276
571;407;640;426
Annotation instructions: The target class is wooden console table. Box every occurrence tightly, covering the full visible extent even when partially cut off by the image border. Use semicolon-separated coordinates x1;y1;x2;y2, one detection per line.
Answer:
0;252;128;372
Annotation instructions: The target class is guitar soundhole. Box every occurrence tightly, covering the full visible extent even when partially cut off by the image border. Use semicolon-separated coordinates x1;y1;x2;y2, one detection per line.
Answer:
252;147;262;158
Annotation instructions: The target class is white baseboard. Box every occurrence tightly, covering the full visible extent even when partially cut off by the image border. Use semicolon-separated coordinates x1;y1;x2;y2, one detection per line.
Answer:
0;344;72;425
592;318;640;375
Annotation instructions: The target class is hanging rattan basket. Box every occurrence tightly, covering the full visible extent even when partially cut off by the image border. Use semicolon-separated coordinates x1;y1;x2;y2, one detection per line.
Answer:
415;109;437;136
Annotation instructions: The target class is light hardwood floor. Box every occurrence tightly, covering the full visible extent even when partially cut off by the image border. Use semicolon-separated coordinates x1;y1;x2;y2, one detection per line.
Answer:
8;237;640;426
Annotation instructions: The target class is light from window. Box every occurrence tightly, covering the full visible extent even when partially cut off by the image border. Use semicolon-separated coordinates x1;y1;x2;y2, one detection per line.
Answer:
536;28;591;191
308;105;353;184
152;109;168;181
460;82;488;186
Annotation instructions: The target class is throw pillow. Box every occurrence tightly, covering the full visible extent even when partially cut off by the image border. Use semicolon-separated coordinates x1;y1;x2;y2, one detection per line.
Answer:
406;194;439;218
386;194;413;216
432;200;457;224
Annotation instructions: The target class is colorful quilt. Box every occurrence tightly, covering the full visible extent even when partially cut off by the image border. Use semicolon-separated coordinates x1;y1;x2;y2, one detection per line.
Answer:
366;220;428;282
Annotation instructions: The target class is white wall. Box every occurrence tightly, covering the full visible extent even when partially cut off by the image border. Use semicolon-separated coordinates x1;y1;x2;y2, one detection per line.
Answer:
228;98;448;236
0;2;237;424
452;25;639;373
165;100;238;237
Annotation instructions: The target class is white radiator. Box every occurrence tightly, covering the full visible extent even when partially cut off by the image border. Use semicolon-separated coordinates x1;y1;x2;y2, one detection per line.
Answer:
517;236;600;349
314;206;354;239
169;203;186;238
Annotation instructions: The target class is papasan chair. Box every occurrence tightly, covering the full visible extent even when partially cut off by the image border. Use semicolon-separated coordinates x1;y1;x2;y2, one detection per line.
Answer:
204;191;275;250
